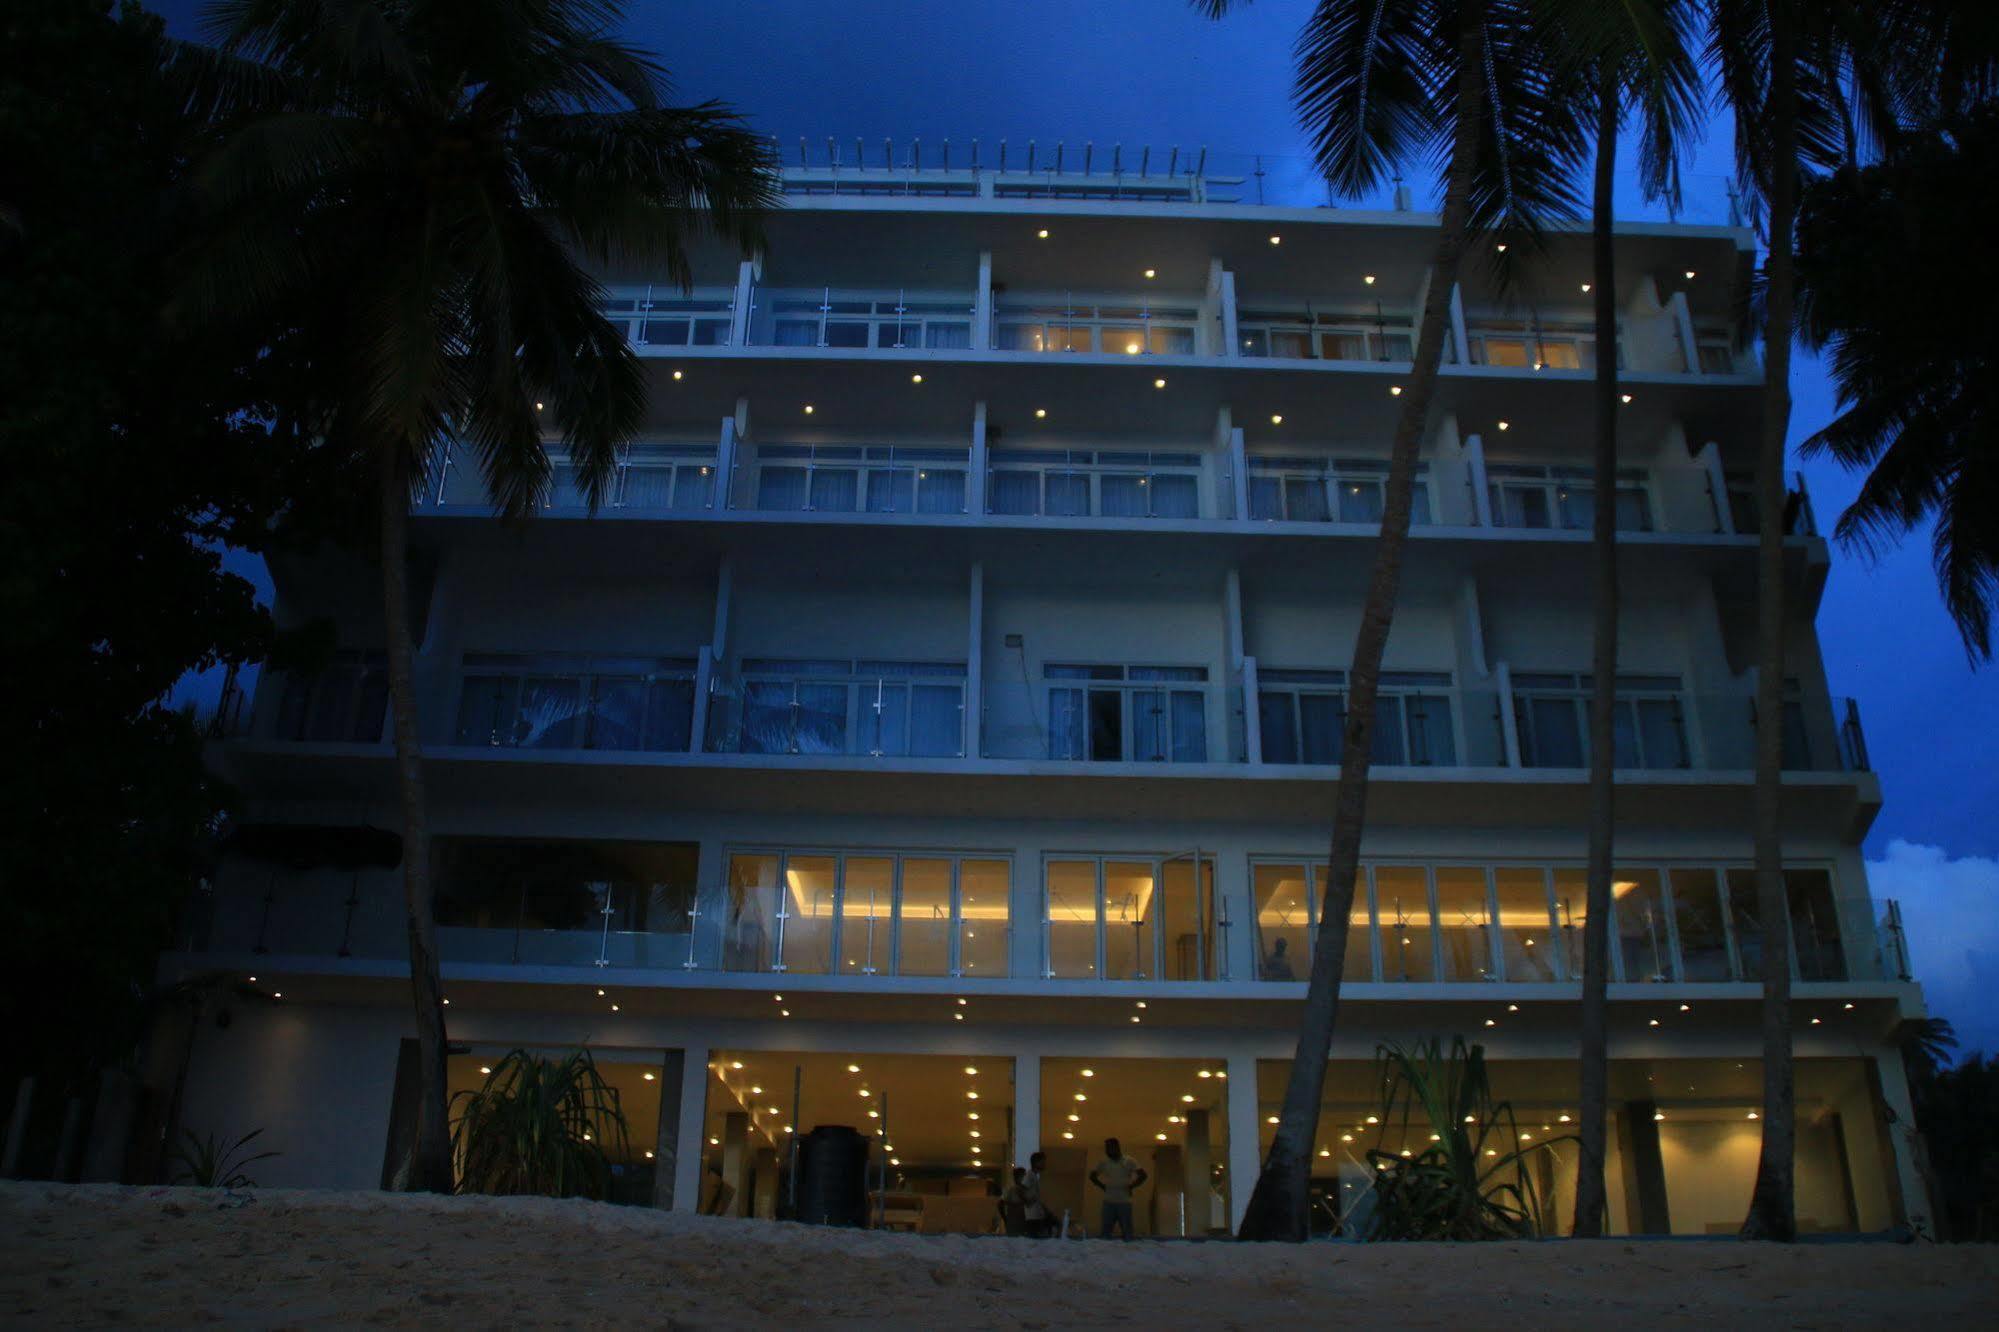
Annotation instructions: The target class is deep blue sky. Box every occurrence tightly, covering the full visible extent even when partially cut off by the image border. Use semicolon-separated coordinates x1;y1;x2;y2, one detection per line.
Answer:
150;1;1996;1046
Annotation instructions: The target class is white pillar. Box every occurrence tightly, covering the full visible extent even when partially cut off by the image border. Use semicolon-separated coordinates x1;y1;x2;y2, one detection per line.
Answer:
970;401;989;514
721;1111;750;1217
1495;660;1522;767
715;416;739;511
1225;1052;1260;1233
1013;1052;1040;1165
973;250;994;350
671;1045;709;1212
730;258;757;346
1183;1108;1214;1235
1668;289;1699;374
1208;258;1240;359
1464;431;1493;527
966;561;984;759
1875;1047;1934;1231
1241;656;1263;766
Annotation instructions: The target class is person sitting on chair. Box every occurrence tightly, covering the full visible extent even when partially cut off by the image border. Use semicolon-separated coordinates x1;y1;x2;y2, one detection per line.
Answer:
1261;935;1297;980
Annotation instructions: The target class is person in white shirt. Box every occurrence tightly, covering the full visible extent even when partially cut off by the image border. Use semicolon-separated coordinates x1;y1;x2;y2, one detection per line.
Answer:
1087;1137;1148;1239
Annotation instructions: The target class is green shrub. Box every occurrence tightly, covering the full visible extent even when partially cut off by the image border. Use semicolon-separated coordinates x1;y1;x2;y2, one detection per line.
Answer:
450;1049;629;1199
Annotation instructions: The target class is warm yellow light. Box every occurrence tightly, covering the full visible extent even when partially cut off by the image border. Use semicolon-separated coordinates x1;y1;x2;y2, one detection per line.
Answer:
969;1130;980;1138
535;401;544;411
911;374;923;384
1340;1133;1354;1143
1389;385;1402;396
1520;1132;1532;1141
750;1085;762;1095
1364;275;1376;286
1497;420;1509;431
1081;1069;1094;1078
1581;283;1592;293
1181;1094;1195;1103
1810;1017;1822;1025
1320;1148;1331;1157
847;1064;860;1073
868;1109;879;1119
1649;1018;1661;1027
1620;393;1633;404
1685;269;1697;280
858;1089;870;1098
709;1136;720;1146
890;1157;900;1165
643;1072;655;1082
1037;228;1050;239
1135;1001;1147;1009
1067;1113;1079;1122
1144;268;1156;279
1485;1018;1496;1027
968;1112;979;1121
964;1066;978;1076
671;369;683;380
1507;1004;1519;1013
1268;235;1281;245
731;1061;743;1070
1157;1133;1169;1141
1267;1116;1279;1125
1679;1003;1692;1012
802;404;814;414
1153;377;1166;389
1062;1131;1074;1140
479;1066;491;1076
953;1012;964;1021
967;1090;979;1099
1399;1149;1413;1158
1074;1092;1087;1102
1654;1111;1666;1121
645;1150;655;1159
609;1004;618;1012
1034;408;1047;419
1125;341;1142;354
1496;243;1508;253
780;1009;789;1016
1558;1114;1571;1123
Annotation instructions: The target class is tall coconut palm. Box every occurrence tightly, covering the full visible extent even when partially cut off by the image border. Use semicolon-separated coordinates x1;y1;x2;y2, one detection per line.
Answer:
1551;0;1700;1239
1708;0;1910;1240
1197;0;1586;1241
170;0;776;1192
1794;115;1999;661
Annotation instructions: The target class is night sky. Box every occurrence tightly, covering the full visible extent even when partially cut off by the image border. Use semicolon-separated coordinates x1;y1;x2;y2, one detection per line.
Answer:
149;0;1996;1052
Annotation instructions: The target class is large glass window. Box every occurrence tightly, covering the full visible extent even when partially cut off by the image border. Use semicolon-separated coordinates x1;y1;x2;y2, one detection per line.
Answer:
1433;866;1495;981
765;292;972;349
1492;868;1558;981
1727;868;1766;980
1669;868;1734;980
1236;310;1415;363
718;659;966;758
994;302;1198;355
1613;868;1673;982
753;444;968;515
988;449;1202;520
1252;862;1371;983
1047;664;1208;763
1553;867;1590;982
1257;670;1457;766
274;651;389;743
1787;869;1846;981
723;851;1010;979
1487;463;1651;532
433;838;698;968
1247;457;1433;526
1044;855;1224;981
1513;673;1688;770
454;654;696;753
1374;866;1435;983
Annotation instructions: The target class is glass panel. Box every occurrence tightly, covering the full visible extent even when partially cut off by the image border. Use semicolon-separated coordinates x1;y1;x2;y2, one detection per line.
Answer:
1170;691;1206;762
1254;864;1308;981
916;468;965;513
908;683;961;756
1727;869;1765;979
1284;477;1330;523
1333;867;1373;983
990;470;1040;515
1298;693;1343;764
673;464;715;511
1048;687;1086;760
959;859;1009;978
1434;866;1494;981
1258;693;1299;764
1493;868;1557;981
724;853;780;971
863;680;907;756
773;319;818;347
1046;472;1090;516
779;855;836;975
896;858;952;977
643;678;694;752
1669;868;1733;981
1248;475;1282;519
1336;479;1384;524
586;677;645;750
809;467;859;512
1613;869;1673;982
841;857;893;976
739;680;793;754
1553;867;1589;981
1371;696;1409;765
866;468;915;513
517;677;583;748
925;322;971;350
1636;697;1688;769
455;675;515;745
1557;484;1594;530
1087;688;1122;761
1787;869;1845;980
1404;694;1455;765
1524;696;1585;766
1150;474;1198;518
1101;474;1147;518
1104;861;1157;980
793;682;847;754
758;466;809;510
823;320;869;347
1375;866;1435;982
1046;860;1099;978
1160;859;1214;981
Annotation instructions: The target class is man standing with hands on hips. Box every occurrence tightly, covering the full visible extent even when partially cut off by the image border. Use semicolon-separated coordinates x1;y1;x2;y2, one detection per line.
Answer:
1088;1137;1148;1239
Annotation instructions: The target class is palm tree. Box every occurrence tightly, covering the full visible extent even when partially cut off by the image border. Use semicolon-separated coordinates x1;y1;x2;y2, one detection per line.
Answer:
172;0;776;1192
1556;0;1700;1239
1708;0;1911;1240
1197;0;1585;1241
1794;107;1999;660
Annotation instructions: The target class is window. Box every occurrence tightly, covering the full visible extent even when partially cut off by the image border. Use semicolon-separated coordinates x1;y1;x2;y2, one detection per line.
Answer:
1043;855;1223;981
1787;868;1846;981
720;658;966;758
596;292;734;347
769;293;972;350
454;654;696;753
1251;862;1372;982
988;450;1201;519
1375;866;1436;982
1492;868;1559;981
1613;869;1674;982
433;838;699;968
1236;311;1415;362
1466;324;1613;371
995;302;1198;355
755;444;968;515
1247;457;1433;526
1513;673;1688;769
1487;463;1651;532
1669;868;1733;981
1257;669;1457;766
274;651;389;743
723;850;1009;978
1047;664;1208;762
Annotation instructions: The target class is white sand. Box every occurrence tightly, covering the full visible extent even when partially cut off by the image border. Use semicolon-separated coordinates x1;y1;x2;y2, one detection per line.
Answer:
4;1182;1995;1328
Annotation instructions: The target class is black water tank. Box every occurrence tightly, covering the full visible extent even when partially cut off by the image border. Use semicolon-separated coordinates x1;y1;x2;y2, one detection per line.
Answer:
795;1125;869;1226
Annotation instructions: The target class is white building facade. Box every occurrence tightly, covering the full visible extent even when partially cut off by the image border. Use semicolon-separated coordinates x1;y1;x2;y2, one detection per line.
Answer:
175;153;1931;1238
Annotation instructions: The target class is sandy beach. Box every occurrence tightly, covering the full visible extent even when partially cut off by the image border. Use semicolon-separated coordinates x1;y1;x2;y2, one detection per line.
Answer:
4;1182;1996;1328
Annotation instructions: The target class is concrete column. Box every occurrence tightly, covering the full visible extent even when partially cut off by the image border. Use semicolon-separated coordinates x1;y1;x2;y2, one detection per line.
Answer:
714;416;739;511
966;562;985;759
1495;661;1522;767
721;1111;751;1217
1619;1101;1672;1234
1463;431;1493;527
1448;282;1471;364
1668;289;1699;374
1013;1053;1040;1164
1183;1108;1214;1235
689;645;714;753
1697;441;1734;534
730;258;757;346
1874;1046;1934;1231
1225;1053;1260;1232
1241;656;1263;766
671;1045;708;1212
711;556;734;663
970;401;989;514
1209;259;1240;358
4;1076;35;1179
1151;1144;1185;1236
650;1049;687;1210
973;250;994;350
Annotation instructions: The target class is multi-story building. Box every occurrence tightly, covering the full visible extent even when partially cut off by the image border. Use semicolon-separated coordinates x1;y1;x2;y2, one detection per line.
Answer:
174;145;1930;1237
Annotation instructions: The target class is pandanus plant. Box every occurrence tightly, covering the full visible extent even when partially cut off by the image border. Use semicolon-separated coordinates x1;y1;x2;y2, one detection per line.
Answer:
451;1049;631;1200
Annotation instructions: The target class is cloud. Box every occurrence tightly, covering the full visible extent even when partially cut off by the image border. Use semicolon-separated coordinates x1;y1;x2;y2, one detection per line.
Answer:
1866;840;1999;1059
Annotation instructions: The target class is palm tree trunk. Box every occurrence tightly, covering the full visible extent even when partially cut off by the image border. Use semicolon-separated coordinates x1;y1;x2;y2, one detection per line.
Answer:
1572;64;1622;1240
1234;0;1488;1242
377;443;453;1194
1741;2;1800;1243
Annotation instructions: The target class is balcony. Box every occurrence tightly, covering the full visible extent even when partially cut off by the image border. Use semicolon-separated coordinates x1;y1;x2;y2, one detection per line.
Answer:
983;669;1234;764
743;287;977;350
703;661;969;760
985;449;1207;520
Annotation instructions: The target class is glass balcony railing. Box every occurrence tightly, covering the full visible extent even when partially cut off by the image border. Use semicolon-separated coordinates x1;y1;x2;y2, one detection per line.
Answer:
982;670;1235;764
744;446;970;515
1486;465;1652;532
452;657;698;754
1235;313;1415;362
993;302;1201;356
1247;458;1433;525
703;662;969;759
986;449;1206;519
743;287;975;350
1511;685;1870;774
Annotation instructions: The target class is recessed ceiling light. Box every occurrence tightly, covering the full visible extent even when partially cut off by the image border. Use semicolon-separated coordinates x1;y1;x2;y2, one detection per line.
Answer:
1685;269;1697;279
1558;1113;1572;1123
1581;283;1592;293
1649;1018;1660;1026
802;404;814;414
1621;393;1633;404
1270;414;1283;425
597;989;606;997
535;401;544;411
1365;1116;1379;1125
1153;377;1166;389
1034;408;1047;419
1081;1069;1094;1077
1363;274;1376;285
709;1136;720;1146
671;369;683;380
1157;1132;1169;1141
1747;1111;1759;1120
750;1085;762;1095
1198;1070;1212;1079
1484;1018;1496;1027
1037;228;1049;239
780;1009;790;1016
1267;1116;1279;1125
645;1150;655;1159
1143;268;1156;279
731;1061;744;1070
858;1088;870;1097
1654;1111;1666;1121
1268;235;1281;245
847;1064;860;1073
1067;1113;1079;1122
643;1072;655;1082
967;1090;979;1099
1130;1015;1141;1023
1497;420;1510;431
479;1066;492;1075
1496;242;1508;253
1181;1094;1195;1103
609;1004;618;1012
1074;1092;1087;1102
1062;1131;1074;1140
911;373;923;383
1390;385;1402;396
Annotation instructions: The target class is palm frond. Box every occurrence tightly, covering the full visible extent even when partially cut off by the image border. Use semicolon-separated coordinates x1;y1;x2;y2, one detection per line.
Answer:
1293;0;1453;200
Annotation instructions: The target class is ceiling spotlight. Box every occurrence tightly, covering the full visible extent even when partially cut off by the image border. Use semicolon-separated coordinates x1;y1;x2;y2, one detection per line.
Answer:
1496;243;1509;253
967;1090;979;1099
858;1089;870;1097
1037;228;1050;239
1558;1114;1572;1123
848;1064;860;1073
1620;393;1633;404
1390;385;1403;396
535;401;545;411
1062;1131;1075;1140
479;1066;492;1076
731;1062;744;1070
868;1109;880;1119
1153;377;1166;389
1363;274;1376;286
750;1085;763;1095
1484;1018;1496;1027
1135;1001;1147;1009
952;1012;964;1021
1340;1133;1354;1143
645;1150;655;1160
1507;1004;1519;1013
964;1066;979;1075
442;998;451;1006
1074;1093;1086;1102
780;1009;790;1017
1747;1111;1760;1120
1810;1017;1822;1025
597;989;606;997
1497;420;1510;431
1130;1016;1141;1024
1685;269;1697;279
890;1157;901;1165
1843;1002;1856;1010
1067;1113;1079;1122
643;1072;654;1082
248;977;256;984
1268;235;1281;245
911;373;923;384
1181;1094;1196;1103
1649;1018;1660;1026
802;404;814;414
709;1136;720;1146
773;995;783;1002
968;1112;980;1121
671;369;683;381
1679;1004;1692;1012
1267;1116;1279;1125
956;997;967;1006
1157;1133;1169;1141
1365;1116;1379;1125
1581;283;1592;293
609;1004;619;1012
1081;1069;1095;1077
1654;1111;1666;1122
1144;268;1156;279
1034;408;1047;419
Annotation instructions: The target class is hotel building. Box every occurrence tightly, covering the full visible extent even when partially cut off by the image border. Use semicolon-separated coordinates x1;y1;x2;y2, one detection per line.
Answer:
173;144;1931;1237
